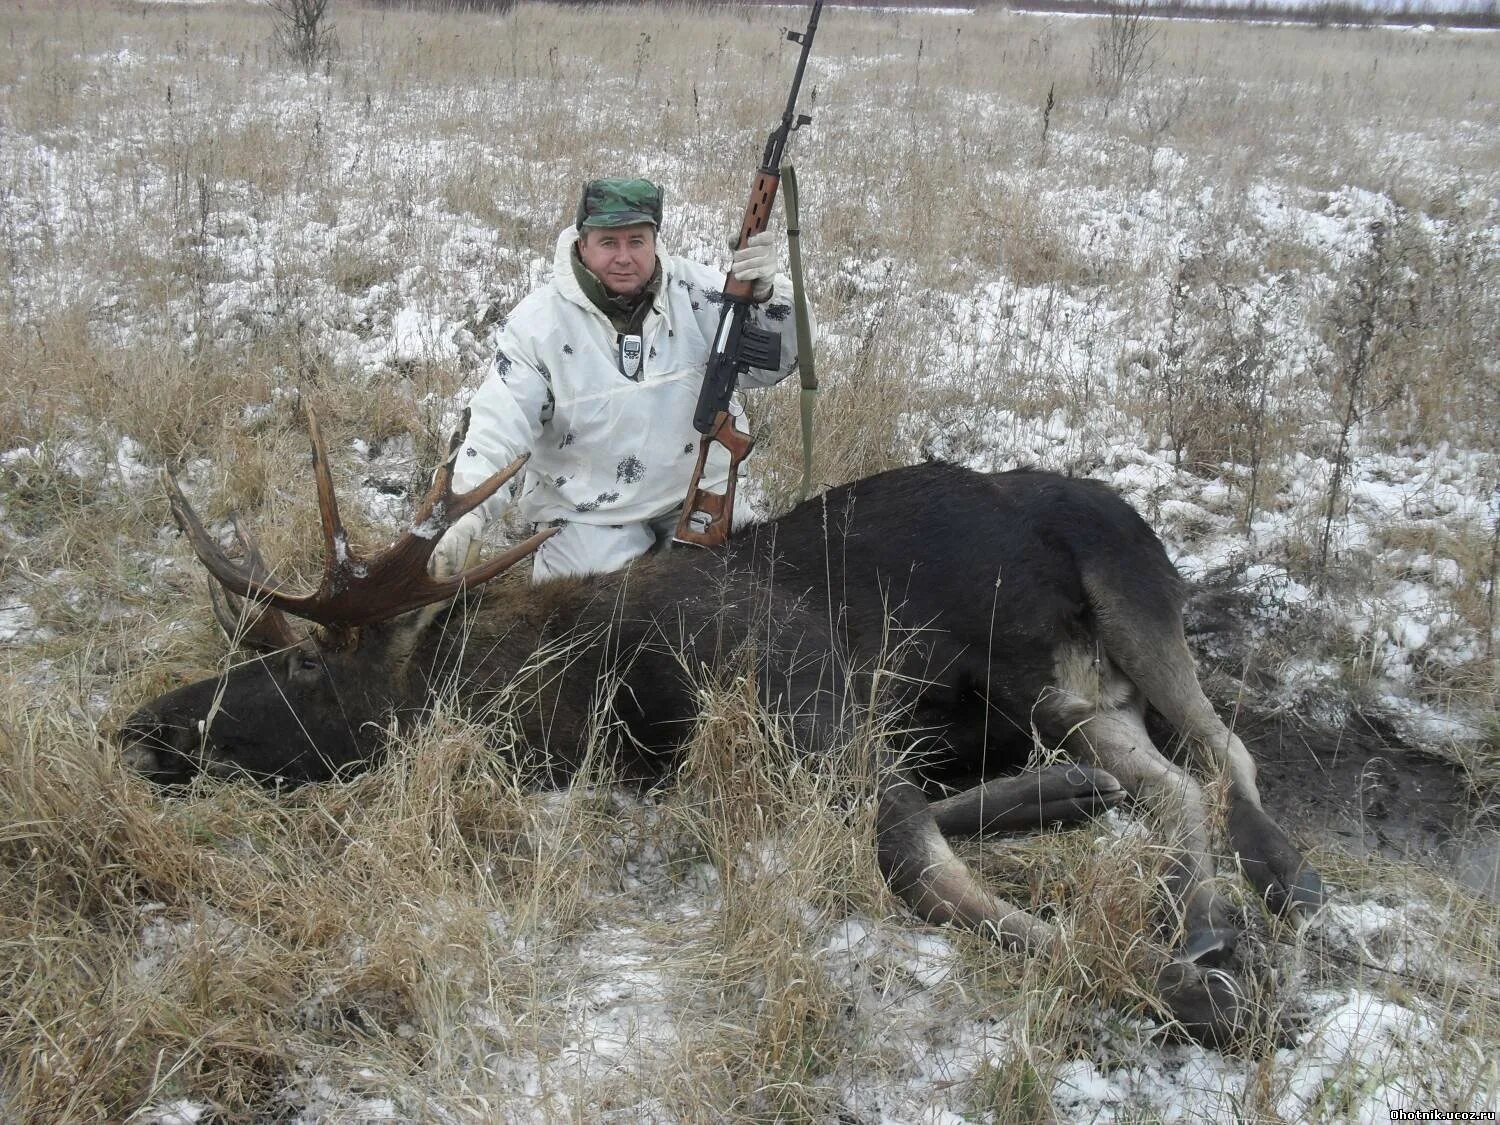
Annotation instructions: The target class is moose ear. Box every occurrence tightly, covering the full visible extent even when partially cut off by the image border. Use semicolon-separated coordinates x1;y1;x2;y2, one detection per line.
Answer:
375;600;452;676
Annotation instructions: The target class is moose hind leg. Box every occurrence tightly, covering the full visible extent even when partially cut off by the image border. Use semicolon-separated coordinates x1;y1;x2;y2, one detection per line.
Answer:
1121;649;1326;920
1225;790;1326;920
1060;706;1240;964
877;780;1057;953
880;776;1251;1045
1082;570;1326;922
1172;685;1326;920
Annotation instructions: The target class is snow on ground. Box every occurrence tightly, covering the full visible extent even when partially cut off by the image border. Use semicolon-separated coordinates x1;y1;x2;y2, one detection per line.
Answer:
0;603;38;644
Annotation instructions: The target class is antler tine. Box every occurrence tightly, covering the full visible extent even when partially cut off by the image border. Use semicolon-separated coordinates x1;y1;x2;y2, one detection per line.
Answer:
227;512;283;583
404;408;521;529
208;580;306;651
206;515;307;651
165;409;557;629
163;472;316;643
324;413;556;621
303;406;349;586
164;467;283;604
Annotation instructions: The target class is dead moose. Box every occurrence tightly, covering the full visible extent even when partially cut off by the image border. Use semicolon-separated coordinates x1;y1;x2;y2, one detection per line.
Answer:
119;410;1325;1046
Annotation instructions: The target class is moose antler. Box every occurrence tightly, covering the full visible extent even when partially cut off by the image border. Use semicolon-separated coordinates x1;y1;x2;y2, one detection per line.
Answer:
165;407;555;628
205;514;307;650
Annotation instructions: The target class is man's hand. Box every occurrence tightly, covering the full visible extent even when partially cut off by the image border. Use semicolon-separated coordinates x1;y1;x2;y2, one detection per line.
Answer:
430;510;487;578
730;230;779;302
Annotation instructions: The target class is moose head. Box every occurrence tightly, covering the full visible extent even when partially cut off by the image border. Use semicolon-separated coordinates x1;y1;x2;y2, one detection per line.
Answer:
118;408;554;785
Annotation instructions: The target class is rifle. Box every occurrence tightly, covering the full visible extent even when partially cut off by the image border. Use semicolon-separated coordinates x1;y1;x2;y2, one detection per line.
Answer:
675;0;822;548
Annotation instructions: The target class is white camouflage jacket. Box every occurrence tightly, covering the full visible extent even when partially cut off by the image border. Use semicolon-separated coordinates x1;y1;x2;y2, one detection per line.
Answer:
453;227;806;527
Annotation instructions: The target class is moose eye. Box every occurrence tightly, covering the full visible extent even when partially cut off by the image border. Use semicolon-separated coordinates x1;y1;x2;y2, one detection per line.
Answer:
288;651;322;678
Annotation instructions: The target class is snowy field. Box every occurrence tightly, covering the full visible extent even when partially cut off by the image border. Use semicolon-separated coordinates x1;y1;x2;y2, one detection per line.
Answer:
1;1;1497;1121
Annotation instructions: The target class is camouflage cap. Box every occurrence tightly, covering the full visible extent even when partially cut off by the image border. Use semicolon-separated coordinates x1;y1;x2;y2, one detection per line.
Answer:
575;178;664;230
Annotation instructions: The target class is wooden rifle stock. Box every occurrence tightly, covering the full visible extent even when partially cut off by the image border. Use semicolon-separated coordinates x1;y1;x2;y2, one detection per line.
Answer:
675;412;753;547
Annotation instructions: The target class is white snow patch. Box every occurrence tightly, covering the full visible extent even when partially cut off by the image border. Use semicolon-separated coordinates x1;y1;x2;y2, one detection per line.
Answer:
0;603;38;643
897;932;957;988
1274;990;1440;1122
113;436;154;489
389;306;460;364
137;1101;210;1125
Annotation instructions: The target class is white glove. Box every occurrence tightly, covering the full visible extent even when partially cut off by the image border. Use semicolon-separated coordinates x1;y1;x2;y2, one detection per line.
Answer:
430;510;487;578
730;229;779;302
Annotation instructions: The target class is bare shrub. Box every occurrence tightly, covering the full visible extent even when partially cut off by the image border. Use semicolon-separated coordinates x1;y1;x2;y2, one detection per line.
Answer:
1130;74;1196;186
1128;226;1297;532
269;0;338;70
1089;0;1158;116
1388;202;1499;447
1313;210;1425;589
1038;80;1056;161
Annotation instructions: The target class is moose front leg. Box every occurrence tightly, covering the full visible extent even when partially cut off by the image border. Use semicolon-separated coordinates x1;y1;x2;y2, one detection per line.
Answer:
876;780;1058;952
928;763;1125;836
878;763;1127;935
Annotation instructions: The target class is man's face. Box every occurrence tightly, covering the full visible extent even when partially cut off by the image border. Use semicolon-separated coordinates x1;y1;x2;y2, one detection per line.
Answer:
577;223;656;297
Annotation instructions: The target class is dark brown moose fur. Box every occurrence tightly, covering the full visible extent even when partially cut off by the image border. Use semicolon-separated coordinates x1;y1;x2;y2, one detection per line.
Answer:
121;460;1324;1046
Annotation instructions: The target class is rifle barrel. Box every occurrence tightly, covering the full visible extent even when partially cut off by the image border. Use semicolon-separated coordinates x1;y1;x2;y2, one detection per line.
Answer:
761;0;823;170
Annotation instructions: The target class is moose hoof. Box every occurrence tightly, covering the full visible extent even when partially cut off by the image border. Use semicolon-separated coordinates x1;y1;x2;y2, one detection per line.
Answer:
1179;925;1240;967
1033;763;1126;824
1229;800;1327;920
1156;961;1248;1048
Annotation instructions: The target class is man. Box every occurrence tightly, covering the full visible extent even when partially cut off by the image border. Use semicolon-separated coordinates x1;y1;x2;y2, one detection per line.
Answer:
434;177;807;582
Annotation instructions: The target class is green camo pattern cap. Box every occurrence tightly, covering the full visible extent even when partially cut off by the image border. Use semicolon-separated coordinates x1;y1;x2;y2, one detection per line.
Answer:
575;178;664;230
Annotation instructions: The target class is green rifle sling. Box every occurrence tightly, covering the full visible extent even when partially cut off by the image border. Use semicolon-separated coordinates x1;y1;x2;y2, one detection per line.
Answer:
782;163;818;504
